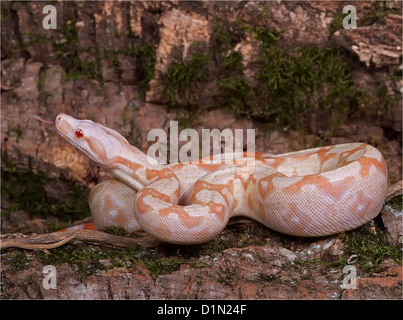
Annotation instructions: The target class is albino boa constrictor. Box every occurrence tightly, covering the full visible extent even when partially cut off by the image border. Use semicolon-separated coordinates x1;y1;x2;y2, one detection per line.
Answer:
46;113;388;244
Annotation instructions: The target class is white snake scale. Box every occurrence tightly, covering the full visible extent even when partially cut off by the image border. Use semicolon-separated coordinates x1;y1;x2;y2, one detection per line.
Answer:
52;113;388;245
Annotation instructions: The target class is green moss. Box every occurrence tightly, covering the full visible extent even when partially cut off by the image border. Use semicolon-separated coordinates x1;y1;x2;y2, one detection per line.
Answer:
357;1;397;27
0;1;12;20
3;223;271;279
202;224;271;253
2;250;33;272
224;28;365;136
35;244;127;278
218;75;252;107
121;102;142;148
142;257;183;278
33;243;190;279
328;12;350;37
245;33;369;137
161;50;210;128
290;228;402;274
53;12;102;83
329;1;399;37
162;53;209;109
217;51;253;114
210;19;243;56
160;16;397;141
338;227;402;273
1;152;90;224
5;120;23;143
386;194;402;212
22;32;52;44
102;226;129;237
377;82;399;111
37;68;65;106
104;43;156;95
206;235;232;253
133;43;156;95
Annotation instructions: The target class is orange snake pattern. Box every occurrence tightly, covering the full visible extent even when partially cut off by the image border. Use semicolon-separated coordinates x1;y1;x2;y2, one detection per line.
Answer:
54;114;388;244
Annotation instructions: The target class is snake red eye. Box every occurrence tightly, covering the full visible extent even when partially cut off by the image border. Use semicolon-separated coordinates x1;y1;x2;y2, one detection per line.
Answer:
75;129;84;138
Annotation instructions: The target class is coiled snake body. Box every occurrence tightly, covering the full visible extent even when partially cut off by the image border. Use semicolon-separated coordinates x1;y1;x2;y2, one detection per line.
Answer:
52;114;388;244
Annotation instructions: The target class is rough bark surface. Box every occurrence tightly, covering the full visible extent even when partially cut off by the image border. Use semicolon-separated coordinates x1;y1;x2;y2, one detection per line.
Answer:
1;235;402;299
1;1;401;184
1;1;402;300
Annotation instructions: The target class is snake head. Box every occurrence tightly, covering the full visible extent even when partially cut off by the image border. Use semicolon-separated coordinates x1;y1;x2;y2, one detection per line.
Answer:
55;113;130;168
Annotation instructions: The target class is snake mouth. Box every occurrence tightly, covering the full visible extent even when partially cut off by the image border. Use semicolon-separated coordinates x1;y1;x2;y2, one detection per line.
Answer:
55;113;91;157
55;113;112;168
55;114;75;142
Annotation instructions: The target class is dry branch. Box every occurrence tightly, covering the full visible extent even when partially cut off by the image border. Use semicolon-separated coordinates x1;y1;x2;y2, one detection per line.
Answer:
1;180;400;251
386;179;403;201
0;230;159;250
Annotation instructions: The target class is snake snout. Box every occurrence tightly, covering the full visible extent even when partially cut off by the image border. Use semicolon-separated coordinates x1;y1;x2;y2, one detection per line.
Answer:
55;113;73;127
55;113;81;141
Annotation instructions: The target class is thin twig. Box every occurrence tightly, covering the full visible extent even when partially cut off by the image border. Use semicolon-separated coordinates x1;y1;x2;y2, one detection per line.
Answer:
0;230;159;251
386;179;402;202
0;236;75;250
